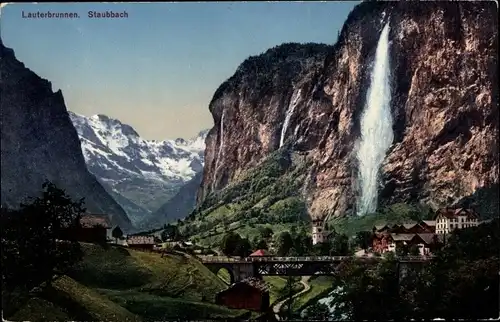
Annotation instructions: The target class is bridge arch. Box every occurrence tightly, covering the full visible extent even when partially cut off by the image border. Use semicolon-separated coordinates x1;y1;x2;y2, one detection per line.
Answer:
216;266;235;285
205;263;235;284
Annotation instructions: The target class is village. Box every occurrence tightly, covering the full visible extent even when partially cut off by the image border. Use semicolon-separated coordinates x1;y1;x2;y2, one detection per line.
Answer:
70;206;489;260
57;205;492;315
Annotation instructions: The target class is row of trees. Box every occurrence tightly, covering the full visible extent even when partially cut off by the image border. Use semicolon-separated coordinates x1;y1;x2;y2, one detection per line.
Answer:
2;182;85;315
219;224;353;257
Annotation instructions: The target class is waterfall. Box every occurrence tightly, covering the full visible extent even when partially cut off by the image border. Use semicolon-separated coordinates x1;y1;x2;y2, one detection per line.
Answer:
356;22;393;216
212;111;225;191
279;89;301;148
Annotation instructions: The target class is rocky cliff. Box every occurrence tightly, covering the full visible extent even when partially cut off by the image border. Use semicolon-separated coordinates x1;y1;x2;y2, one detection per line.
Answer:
198;1;498;220
0;40;132;230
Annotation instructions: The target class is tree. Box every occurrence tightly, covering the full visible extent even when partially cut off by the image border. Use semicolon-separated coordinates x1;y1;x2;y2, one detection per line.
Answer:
396;243;410;257
409;244;420;256
112;226;123;243
293;231;312;256
330;233;350;256
235;238;252;257
354;231;372;250
221;232;242;256
1;181;84;296
305;302;331;320
275;231;294;256
259;226;274;239
161;224;181;242
252;236;268;250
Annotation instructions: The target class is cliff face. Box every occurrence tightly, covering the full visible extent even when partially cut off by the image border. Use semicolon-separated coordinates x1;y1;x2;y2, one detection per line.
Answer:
0;41;132;230
198;1;498;220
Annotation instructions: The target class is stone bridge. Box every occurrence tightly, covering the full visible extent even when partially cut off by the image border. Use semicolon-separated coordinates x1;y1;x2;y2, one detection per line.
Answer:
198;255;431;283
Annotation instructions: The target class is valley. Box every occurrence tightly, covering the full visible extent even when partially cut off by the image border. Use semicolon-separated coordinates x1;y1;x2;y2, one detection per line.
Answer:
1;0;498;321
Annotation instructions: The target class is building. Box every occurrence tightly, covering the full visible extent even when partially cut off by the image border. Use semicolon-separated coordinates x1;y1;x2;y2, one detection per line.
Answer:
312;219;334;245
421;220;436;232
126;235;155;251
60;214;111;244
249;249;271;257
390;222;434;234
371;220;442;255
372;231;395;253
216;277;270;312
435;208;480;234
415;233;443;256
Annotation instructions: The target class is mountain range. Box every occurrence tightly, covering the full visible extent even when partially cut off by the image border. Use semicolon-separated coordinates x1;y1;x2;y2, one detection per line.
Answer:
69;111;208;228
0;39;132;230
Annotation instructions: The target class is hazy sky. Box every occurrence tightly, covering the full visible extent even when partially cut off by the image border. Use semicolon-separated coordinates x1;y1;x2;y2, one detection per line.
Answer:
1;2;359;140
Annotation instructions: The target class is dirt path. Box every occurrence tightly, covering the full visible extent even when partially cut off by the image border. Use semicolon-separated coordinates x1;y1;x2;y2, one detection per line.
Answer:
273;276;311;321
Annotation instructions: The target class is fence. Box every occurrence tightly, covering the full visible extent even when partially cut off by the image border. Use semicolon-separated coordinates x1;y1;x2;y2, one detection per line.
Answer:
198;255;434;263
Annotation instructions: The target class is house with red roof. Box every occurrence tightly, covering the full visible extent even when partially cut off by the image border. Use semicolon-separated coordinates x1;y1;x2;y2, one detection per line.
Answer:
371;217;445;255
249;249;270;257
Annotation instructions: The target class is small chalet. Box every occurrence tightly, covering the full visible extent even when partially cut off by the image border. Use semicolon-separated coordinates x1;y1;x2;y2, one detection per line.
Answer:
250;249;271;257
127;236;155;251
414;233;443;255
216;277;270;312
435;208;479;234
372;231;394;253
370;220;442;255
60;214;111;244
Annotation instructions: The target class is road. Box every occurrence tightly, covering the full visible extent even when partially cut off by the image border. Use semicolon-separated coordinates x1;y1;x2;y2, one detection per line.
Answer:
273;276;311;321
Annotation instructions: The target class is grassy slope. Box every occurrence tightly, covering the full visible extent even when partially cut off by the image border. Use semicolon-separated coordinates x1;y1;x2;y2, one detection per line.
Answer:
290;276;335;312
10;276;140;322
10;243;248;321
180;149;312;249
264;276;304;305
180;148;435;250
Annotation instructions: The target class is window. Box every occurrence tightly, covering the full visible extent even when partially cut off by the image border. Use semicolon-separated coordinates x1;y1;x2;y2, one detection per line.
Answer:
461;218;464;222
450;224;454;229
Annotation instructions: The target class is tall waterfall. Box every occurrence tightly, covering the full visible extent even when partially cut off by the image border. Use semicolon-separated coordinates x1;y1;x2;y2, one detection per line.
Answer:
279;89;301;148
356;22;393;216
212;111;225;191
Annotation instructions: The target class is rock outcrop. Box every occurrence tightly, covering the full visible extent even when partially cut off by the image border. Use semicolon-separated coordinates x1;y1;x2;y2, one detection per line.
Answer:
0;40;132;230
198;1;498;220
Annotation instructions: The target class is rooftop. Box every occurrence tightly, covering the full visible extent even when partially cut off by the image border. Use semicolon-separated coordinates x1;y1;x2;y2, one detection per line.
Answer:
240;277;269;292
250;249;270;257
416;233;438;245
80;214;111;229
127;235;155;245
390;233;416;241
422;220;436;227
435;208;479;220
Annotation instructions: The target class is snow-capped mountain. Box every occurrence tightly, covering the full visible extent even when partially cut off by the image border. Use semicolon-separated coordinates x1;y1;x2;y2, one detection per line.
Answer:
69;111;208;227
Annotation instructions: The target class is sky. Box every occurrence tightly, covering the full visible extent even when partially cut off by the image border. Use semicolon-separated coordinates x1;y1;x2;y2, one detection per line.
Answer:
1;2;359;140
